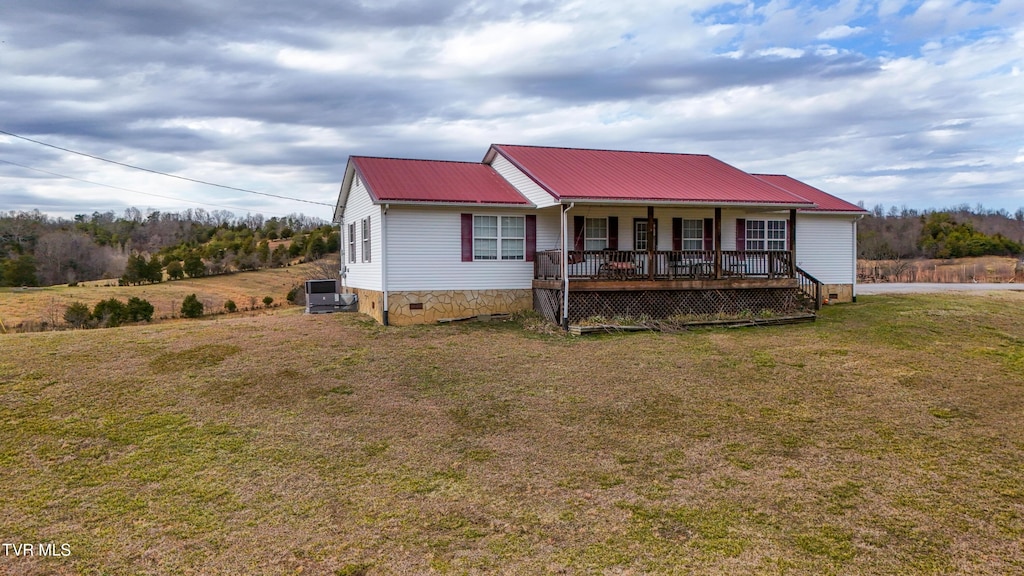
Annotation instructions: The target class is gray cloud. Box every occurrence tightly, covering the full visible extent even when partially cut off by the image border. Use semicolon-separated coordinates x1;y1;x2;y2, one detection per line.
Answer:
2;0;1022;219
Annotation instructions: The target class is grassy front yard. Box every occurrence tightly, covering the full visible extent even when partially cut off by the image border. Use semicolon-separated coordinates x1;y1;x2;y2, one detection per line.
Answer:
1;292;1022;574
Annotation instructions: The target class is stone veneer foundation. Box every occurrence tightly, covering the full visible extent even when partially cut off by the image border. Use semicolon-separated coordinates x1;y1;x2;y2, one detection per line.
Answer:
386;289;532;325
823;284;855;303
346;287;384;324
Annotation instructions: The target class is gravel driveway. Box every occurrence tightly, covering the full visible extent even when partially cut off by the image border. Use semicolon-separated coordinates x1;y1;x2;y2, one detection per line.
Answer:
857;282;1024;295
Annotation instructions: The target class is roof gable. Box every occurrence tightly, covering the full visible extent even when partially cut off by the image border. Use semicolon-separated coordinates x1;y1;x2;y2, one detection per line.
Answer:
352;156;531;206
753;174;867;214
489;144;816;207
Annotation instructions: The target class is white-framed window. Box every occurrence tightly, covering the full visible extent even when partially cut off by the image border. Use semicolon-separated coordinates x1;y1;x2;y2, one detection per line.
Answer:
634;219;660;251
745;219;787;251
584;217;607;251
361;217;371;262
348;223;356;263
474;215;525;261
683;219;704;250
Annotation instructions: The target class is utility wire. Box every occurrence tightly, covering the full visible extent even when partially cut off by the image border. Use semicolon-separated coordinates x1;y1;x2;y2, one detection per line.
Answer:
0;157;299;217
0;128;334;207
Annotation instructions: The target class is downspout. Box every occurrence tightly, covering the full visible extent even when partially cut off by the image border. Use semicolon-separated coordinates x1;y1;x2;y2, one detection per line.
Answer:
338;217;347;293
561;202;575;331
852;214;864;302
382;204;389;325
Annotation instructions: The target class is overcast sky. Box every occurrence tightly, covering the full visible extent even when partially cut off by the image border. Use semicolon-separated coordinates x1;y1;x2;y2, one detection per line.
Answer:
2;0;1022;221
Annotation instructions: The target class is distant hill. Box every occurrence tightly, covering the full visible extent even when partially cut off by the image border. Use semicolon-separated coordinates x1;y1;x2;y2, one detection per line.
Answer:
0;256;339;332
1;208;337;287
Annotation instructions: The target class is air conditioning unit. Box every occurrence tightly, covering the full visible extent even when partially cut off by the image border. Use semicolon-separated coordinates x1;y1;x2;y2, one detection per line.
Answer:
304;279;358;314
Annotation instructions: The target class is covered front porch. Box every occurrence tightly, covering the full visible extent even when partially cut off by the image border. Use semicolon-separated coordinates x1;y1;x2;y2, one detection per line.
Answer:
531;205;823;328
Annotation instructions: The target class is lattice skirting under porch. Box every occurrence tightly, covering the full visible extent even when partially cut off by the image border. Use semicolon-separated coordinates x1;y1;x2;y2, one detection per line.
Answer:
534;287;808;325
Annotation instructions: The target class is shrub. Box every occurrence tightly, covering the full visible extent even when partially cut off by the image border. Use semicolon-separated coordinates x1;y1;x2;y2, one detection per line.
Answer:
224;299;237;313
93;298;127;328
262;296;274;307
286;284;303;305
64;302;92;328
126;297;154;322
166;260;185;280
181;293;204;318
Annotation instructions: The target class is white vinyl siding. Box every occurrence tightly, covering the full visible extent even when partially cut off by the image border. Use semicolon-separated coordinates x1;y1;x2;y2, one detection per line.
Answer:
341;176;383;291
489;153;559;208
795;214;857;285
386;206;560;291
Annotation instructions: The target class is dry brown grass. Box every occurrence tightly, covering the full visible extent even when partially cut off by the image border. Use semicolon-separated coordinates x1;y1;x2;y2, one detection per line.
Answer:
0;260;331;330
1;292;1023;574
859;255;1024;283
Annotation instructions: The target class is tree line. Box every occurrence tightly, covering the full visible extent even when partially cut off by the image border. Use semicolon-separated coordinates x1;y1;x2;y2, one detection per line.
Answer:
857;204;1024;260
0;208;338;287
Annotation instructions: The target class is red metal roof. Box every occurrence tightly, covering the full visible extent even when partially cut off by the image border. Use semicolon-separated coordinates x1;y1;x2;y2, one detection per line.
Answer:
754;174;867;213
490;144;816;206
352;156;530;205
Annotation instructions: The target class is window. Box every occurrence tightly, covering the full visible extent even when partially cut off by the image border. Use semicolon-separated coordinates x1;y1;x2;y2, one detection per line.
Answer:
682;219;704;250
767;220;787;251
634;220;649;251
474;215;525;260
745;219;787;251
634;219;659;251
348;223;356;263
361;217;371;262
584;217;607;251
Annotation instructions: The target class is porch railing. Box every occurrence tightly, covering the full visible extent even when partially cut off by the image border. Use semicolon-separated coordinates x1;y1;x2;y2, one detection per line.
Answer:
535;249;795;281
795;265;824;310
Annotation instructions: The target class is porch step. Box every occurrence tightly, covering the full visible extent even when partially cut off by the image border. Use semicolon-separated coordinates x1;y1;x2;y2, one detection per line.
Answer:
568;312;817;334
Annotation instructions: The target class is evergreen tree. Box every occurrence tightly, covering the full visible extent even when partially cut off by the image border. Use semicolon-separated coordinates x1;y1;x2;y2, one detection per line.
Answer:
183;252;205;277
92;298;127;327
125;297;155;322
181;293;204;318
0;255;38;286
166;260;185;280
63;302;92;328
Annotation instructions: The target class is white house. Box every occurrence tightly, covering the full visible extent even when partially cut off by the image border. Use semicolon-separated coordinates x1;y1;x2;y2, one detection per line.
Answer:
333;144;867;326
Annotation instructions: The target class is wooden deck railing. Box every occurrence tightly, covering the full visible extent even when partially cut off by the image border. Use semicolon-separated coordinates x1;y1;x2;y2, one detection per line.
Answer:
795;265;824;310
535;249;795;281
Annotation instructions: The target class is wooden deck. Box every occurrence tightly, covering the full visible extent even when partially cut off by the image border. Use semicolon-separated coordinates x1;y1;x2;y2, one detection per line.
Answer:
533;277;800;291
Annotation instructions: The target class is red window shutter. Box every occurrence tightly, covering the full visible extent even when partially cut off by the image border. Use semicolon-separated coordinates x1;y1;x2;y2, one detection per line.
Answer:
703;218;714;251
735;218;746;252
672;218;682;251
525;214;536;262
607;217;618;250
461;213;473;262
573;215;585;251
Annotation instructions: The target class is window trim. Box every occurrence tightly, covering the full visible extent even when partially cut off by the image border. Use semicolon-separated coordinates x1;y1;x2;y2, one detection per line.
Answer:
682;219;703;251
584;217;608;251
745;218;787;251
633;218;659;251
348;222;356;263
472;214;526;261
361;217;371;262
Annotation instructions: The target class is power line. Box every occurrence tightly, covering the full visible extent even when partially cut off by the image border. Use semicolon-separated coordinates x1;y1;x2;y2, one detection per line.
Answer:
0;157;300;217
0;128;334;207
